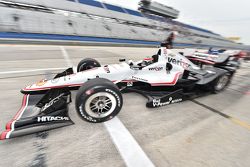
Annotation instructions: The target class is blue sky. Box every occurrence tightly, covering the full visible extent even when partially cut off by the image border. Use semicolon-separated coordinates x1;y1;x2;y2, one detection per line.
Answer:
98;0;250;44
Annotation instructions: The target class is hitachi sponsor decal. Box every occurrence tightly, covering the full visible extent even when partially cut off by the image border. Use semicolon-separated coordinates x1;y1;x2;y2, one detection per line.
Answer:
152;97;182;107
167;57;191;69
37;116;69;122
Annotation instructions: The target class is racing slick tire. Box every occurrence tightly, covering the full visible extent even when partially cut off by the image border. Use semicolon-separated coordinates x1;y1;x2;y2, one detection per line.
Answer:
75;78;123;123
77;58;101;72
211;72;232;93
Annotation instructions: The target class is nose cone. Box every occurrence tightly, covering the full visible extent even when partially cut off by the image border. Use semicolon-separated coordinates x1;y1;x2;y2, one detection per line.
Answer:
21;79;50;93
21;76;80;94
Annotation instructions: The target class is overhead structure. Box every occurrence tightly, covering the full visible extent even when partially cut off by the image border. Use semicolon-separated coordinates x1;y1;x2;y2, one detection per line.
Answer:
139;0;179;19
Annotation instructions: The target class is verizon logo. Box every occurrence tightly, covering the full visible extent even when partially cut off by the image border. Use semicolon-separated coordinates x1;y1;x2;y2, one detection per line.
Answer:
167;57;191;69
149;67;163;71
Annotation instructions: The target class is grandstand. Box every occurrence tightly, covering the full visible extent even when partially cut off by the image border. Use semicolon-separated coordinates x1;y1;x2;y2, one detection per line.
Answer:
0;0;248;50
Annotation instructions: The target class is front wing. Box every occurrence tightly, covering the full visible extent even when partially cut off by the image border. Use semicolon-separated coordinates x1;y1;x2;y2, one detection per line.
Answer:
0;89;74;140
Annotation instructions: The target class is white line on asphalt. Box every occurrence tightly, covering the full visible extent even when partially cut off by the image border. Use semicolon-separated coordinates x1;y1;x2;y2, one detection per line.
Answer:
0;68;65;75
60;46;73;67
104;117;155;167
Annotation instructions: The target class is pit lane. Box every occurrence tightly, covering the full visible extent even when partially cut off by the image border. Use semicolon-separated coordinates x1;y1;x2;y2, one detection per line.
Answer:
0;45;249;167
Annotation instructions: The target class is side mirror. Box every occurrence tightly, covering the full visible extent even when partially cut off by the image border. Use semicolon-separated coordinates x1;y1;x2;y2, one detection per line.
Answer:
166;63;173;71
119;59;126;62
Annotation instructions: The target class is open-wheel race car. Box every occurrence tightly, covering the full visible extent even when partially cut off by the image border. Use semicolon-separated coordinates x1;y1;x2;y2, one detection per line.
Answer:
181;48;245;68
0;47;240;140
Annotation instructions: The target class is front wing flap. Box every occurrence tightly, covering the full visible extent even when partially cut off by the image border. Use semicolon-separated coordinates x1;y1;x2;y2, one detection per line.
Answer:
0;89;74;140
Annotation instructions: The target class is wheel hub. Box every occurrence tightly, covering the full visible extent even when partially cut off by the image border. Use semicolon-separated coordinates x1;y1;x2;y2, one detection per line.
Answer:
98;101;105;108
215;75;229;91
85;92;116;118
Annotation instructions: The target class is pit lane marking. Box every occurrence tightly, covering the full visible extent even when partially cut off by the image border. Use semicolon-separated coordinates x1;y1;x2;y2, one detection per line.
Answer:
104;117;155;167
0;68;65;75
60;46;73;67
191;100;250;131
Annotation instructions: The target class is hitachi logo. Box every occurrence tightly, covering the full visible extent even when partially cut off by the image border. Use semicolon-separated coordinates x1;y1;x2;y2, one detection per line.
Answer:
37;116;69;122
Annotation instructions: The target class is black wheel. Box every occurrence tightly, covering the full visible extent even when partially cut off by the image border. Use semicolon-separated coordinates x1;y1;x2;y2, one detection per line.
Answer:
77;58;101;72
211;73;232;93
75;78;123;123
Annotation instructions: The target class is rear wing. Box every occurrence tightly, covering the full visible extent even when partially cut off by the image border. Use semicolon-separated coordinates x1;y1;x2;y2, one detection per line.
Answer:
182;49;242;65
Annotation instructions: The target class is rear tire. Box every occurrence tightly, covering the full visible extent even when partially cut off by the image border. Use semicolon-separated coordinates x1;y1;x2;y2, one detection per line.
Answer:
77;58;101;72
211;73;231;93
75;78;123;123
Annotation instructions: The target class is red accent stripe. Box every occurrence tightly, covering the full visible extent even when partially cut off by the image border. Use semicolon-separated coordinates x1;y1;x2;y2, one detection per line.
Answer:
144;58;153;61
151;72;182;86
5;122;12;131
0;131;8;140
0;95;28;140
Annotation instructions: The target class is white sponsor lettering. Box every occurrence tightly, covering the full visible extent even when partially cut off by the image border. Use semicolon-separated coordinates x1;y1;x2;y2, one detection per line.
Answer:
105;89;121;107
79;105;97;122
152;97;182;107
41;94;64;112
131;76;148;82
37;116;69;122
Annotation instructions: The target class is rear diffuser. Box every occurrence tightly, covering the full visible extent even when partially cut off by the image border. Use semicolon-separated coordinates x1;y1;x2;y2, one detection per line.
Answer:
0;89;74;140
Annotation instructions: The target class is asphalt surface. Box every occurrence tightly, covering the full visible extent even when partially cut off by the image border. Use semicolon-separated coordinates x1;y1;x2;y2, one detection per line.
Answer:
0;45;249;167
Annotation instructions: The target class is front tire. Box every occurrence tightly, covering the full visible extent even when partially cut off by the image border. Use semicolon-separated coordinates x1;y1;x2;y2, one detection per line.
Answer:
75;78;123;123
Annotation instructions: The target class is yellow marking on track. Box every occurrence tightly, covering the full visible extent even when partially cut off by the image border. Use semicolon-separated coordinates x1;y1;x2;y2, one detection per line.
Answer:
192;100;250;131
230;117;250;130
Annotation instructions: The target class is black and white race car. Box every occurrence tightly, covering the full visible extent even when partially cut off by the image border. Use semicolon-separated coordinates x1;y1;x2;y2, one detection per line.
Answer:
0;47;240;140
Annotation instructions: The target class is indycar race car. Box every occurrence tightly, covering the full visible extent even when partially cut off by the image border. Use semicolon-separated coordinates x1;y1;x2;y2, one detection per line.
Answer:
0;47;240;140
181;48;244;68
